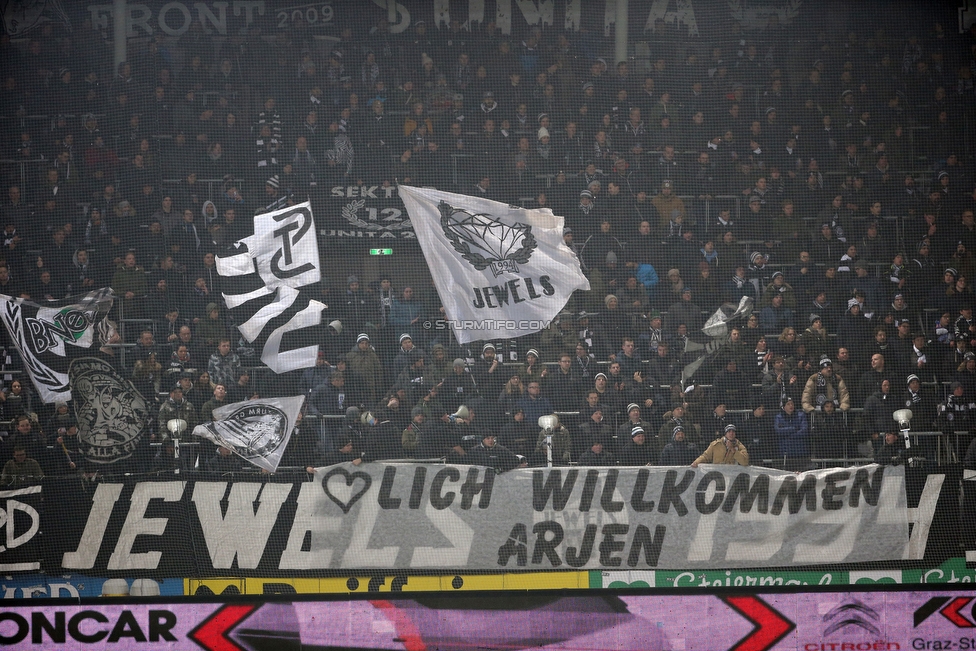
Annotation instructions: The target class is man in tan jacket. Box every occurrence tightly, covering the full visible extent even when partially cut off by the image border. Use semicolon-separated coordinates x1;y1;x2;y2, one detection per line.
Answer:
801;357;851;414
691;424;749;467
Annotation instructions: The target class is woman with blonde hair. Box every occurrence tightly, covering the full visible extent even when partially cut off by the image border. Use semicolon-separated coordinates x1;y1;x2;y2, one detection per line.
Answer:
498;372;525;415
666;268;684;299
770;326;798;361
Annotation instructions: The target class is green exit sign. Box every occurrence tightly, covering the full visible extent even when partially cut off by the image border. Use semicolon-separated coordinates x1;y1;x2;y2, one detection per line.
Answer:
369;248;393;256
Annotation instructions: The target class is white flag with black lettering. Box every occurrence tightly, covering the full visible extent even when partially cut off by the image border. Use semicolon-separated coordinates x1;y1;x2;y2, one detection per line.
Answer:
398;186;589;344
0;288;114;403
192;396;305;473
216;201;325;373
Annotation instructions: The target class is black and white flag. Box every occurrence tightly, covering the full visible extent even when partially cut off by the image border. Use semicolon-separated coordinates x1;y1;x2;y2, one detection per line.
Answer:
69;357;149;465
0;289;114;403
398;186;589;344
215;202;325;373
192;396;305;473
681;297;754;383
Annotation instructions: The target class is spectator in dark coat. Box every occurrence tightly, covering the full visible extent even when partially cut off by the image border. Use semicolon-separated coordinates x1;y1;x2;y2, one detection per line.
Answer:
874;431;909;466
712;358;750;410
205;446;245;473
577;439;616;467
739;404;777;466
811;400;851;462
665;287;703;336
837;299;874;357
465;431;523;473
774;397;810;471
860;379;898;451
617;425;657;466
659;425;699;466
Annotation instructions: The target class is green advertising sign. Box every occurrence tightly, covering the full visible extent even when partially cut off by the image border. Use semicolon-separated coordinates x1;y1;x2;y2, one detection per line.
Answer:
592;558;976;589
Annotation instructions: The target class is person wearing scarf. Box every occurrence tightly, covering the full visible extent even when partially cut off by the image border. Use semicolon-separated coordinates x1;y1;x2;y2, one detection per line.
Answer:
325;121;355;179
936;381;975;437
837;245;858;275
727;265;752;303
692;423;749;467
801;356;850;414
83;207;109;246
292;136;317;188
644;313;664;351
573;340;594;381
904;374;924;411
534;127;554;174
901;373;939;459
578;189;594;215
752;337;773;381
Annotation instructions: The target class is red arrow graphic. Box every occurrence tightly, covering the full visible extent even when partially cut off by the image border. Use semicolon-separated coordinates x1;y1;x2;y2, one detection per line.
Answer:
941;597;975;628
722;595;795;651
189;603;259;651
371;600;427;651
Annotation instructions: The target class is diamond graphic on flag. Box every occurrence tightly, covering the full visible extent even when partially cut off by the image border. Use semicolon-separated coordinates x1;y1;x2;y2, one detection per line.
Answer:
439;201;537;276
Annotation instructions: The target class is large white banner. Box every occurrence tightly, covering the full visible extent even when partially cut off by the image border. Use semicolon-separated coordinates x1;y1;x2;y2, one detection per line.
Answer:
192;396;305;473
216;202;325;373
398;186;589;344
40;464;912;575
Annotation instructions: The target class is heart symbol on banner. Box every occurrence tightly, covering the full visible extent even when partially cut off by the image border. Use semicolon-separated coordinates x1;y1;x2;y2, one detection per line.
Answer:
322;467;372;514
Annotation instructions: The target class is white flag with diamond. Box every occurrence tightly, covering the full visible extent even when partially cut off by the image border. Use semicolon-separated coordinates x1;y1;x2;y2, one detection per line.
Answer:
398;186;589;344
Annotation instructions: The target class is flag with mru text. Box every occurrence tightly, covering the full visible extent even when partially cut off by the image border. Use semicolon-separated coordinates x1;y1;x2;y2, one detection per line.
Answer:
193;396;305;472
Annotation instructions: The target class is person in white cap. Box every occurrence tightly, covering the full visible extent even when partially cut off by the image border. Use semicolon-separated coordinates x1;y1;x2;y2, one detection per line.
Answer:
660;425;699;466
473;342;505;404
533;127;555;174
259;174;288;214
441;358;479;412
520;348;547;383
801;355;850;414
903;374;924;410
389;286;423;347
391;332;420;380
566;189;598;236
618;425;657;466
321;320;345;367
901;372;939;458
346;333;383;403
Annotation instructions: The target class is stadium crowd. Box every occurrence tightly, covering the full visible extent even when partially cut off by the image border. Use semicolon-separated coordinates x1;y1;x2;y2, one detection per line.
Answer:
2;9;976;483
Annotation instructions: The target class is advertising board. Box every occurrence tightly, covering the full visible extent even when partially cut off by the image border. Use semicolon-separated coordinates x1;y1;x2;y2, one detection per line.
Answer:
3;589;976;650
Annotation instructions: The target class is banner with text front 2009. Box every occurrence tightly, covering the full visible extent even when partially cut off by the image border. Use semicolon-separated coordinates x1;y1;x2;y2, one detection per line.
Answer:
33;464;911;576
